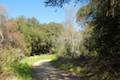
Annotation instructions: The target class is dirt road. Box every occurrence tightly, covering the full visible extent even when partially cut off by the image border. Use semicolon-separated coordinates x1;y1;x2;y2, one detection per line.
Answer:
32;60;85;80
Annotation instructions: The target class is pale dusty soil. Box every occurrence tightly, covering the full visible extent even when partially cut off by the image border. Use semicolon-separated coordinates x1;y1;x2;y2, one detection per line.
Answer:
32;60;86;80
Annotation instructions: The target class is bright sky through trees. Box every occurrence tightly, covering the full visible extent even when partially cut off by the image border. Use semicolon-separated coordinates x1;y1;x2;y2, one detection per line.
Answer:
0;0;88;31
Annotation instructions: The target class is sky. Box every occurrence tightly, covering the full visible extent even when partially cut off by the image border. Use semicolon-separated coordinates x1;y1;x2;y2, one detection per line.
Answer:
0;0;88;30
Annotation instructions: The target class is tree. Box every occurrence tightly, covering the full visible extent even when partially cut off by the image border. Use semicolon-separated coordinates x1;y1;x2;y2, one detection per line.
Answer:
44;0;120;79
45;0;88;7
29;22;63;55
45;0;120;58
27;17;40;28
0;5;7;25
78;1;120;80
0;6;7;44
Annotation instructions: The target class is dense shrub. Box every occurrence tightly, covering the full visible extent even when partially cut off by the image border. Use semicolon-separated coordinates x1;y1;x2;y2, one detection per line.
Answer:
17;20;64;55
0;20;29;56
56;26;88;59
0;47;21;71
29;28;51;55
14;17;63;55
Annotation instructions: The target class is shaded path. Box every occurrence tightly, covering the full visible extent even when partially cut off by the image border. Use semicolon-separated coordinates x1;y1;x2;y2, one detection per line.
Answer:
32;60;85;80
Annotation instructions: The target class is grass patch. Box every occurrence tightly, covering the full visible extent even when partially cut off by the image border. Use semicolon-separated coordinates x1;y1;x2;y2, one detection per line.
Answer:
12;63;32;80
12;54;56;80
21;54;56;66
51;58;82;75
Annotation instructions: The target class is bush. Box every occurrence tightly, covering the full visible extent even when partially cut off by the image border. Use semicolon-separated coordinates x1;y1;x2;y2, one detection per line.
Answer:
22;24;63;55
0;20;29;56
27;28;53;55
56;27;88;59
0;47;21;71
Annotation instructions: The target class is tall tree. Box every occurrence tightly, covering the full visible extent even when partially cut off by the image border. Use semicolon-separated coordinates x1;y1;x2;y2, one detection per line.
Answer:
0;5;7;25
44;0;120;79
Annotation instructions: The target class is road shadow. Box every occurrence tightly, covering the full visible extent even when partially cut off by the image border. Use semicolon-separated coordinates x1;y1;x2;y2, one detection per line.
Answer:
32;60;86;80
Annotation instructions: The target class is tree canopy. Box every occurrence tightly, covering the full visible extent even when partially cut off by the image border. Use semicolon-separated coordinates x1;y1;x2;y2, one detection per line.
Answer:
44;0;120;79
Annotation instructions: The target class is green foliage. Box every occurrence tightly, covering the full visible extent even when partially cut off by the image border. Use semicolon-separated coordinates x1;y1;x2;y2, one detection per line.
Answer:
0;11;63;79
15;17;63;55
45;0;120;79
21;54;56;65
76;4;91;21
0;47;21;72
77;0;120;57
76;0;120;79
51;58;82;75
27;24;63;55
85;0;120;57
12;63;32;80
12;54;56;80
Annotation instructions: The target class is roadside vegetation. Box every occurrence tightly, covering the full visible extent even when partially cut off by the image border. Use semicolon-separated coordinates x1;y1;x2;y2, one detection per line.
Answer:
13;54;56;80
0;6;62;80
45;0;120;80
0;0;120;80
